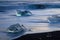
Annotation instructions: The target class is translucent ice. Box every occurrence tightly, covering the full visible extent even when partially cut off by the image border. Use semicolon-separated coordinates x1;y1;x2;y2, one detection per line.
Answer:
16;10;32;16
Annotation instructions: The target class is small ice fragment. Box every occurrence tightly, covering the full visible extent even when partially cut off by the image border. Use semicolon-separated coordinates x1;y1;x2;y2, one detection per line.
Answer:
7;23;25;33
16;10;32;16
48;14;60;23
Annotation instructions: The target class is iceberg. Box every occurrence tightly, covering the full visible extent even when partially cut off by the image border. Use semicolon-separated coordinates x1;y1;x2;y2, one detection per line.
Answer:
48;15;60;23
16;10;32;16
7;23;25;33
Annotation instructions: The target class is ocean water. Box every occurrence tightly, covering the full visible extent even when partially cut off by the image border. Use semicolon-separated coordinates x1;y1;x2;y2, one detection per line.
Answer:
0;8;60;40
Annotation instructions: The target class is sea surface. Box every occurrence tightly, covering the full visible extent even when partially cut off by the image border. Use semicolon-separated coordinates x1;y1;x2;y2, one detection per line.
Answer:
0;8;60;40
